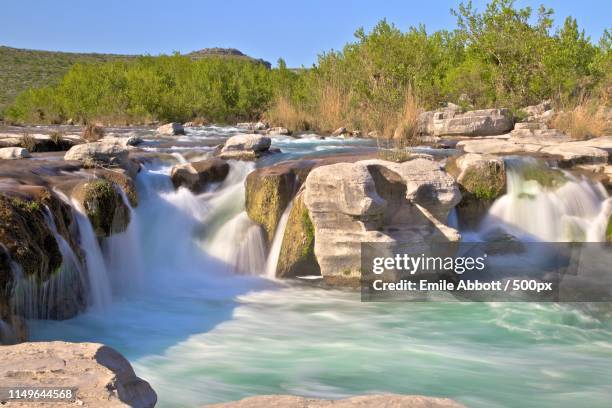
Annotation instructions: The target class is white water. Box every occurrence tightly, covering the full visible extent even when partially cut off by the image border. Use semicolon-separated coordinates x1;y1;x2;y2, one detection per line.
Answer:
480;161;611;242
265;200;294;279
101;189;145;295
71;199;113;310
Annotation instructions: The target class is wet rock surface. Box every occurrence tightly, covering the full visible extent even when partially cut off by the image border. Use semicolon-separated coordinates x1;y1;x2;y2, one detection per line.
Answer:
171;158;230;193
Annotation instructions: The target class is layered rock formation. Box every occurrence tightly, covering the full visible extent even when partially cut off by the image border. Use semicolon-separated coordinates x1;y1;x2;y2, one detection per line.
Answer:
303;158;461;284
0;342;157;407
206;394;466;408
418;107;513;137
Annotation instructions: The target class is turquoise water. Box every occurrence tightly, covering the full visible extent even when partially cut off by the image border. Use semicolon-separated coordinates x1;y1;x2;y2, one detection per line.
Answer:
28;128;612;408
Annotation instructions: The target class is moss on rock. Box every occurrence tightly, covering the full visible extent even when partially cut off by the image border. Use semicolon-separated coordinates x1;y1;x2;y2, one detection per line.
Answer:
245;166;297;242
460;162;506;201
518;164;567;188
0;194;62;282
73;179;130;237
276;192;320;278
607;215;612;242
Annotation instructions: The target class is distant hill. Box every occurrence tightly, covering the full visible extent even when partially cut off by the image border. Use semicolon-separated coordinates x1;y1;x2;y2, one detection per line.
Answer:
0;46;271;114
188;48;272;69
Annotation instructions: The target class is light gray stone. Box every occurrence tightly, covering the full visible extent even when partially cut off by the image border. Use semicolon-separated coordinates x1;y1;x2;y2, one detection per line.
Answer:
64;140;129;166
156;122;185;135
419;108;513;137
218;134;271;160
540;144;609;166
0;147;31;159
303;159;461;281
0;341;156;408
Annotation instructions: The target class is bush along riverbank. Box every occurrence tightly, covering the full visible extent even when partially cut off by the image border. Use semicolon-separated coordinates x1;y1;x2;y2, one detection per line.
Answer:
2;1;610;139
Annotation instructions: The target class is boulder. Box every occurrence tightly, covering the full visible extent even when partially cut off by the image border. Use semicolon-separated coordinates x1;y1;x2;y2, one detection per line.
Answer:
0;341;157;407
266;127;291;136
419;108;513;137
0;189;86;322
170;158;230;193
446;154;506;228
64;140;129;167
303;159;461;284
0;147;30;160
156;122;185;135
539;145;609;167
245;163;303;242
205;394;466;408
521;100;554;123
89;167;139;207
218;134;271;160
72;179;131;237
276;191;319;278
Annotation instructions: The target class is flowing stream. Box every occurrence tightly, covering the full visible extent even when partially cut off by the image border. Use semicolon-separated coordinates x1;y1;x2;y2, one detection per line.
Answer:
27;128;612;408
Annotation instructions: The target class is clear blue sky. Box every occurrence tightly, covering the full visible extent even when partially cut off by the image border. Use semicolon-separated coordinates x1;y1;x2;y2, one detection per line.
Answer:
2;0;610;67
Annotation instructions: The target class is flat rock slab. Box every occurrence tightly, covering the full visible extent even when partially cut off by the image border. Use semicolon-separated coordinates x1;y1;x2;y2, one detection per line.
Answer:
205;394;466;408
0;341;156;407
539;144;609;166
457;139;542;154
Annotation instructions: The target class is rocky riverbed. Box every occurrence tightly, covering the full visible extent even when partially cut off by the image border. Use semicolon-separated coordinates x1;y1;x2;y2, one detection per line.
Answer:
0;113;611;407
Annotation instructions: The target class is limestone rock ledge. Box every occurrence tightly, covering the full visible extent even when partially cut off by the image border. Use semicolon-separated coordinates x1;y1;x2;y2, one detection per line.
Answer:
0;341;157;408
304;158;461;283
205;394;466;408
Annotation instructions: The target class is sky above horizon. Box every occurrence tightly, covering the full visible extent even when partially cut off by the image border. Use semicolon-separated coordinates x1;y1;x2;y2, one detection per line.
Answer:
2;0;610;67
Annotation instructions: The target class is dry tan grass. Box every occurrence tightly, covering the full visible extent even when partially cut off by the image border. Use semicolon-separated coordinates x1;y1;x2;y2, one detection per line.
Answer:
82;123;105;142
266;96;313;131
551;100;610;140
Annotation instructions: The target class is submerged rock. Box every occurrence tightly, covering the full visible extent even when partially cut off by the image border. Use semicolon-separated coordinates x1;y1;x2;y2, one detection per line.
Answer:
156;122;185;135
218;134;272;160
303;159;461;284
419;108;513;137
171;158;230;193
0;341;157;407
205;394;466;408
0;147;31;159
237;121;268;131
72;179;130;237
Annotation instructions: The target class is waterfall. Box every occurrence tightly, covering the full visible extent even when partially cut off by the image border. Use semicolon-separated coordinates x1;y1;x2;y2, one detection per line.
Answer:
479;159;611;242
10;208;86;319
71;199;113;310
101;189;145;294
264;200;294;279
207;212;267;275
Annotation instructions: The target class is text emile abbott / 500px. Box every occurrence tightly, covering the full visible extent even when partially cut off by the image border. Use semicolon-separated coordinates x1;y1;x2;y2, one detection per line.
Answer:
369;254;554;294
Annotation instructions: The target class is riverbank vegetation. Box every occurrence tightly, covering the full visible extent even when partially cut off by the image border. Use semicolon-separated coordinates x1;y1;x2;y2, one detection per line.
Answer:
3;0;610;137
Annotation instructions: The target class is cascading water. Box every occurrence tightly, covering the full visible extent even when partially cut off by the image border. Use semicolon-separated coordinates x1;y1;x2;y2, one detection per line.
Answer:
71;199;113;310
9;208;86;320
101;188;145;294
479;158;612;242
264;200;294;279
